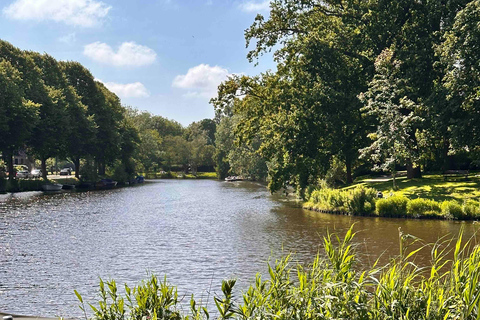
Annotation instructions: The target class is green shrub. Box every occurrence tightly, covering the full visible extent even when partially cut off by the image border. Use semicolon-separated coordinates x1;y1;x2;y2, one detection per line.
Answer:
441;200;463;219
406;198;442;218
346;186;377;215
306;186;377;215
19;179;45;191
462;200;480;219
159;171;175;179
376;195;408;217
304;184;316;201
308;188;347;212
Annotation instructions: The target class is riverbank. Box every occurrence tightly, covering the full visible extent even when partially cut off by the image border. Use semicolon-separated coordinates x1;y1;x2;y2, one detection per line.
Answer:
142;172;217;179
303;174;480;220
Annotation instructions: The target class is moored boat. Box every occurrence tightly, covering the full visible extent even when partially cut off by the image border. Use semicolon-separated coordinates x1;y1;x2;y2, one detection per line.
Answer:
42;184;63;191
225;176;244;182
62;184;76;190
96;179;118;189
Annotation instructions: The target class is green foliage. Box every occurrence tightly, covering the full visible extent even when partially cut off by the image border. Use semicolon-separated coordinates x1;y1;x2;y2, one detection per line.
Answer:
16;179;45;192
347;186;377;215
462;200;480;219
406;198;442;218
441;200;464;219
305;186;377;215
359;48;421;189
375;195;409;218
325;156;347;187
79;160;98;183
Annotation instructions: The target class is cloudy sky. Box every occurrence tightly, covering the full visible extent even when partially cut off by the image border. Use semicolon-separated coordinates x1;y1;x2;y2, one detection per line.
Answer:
0;0;275;125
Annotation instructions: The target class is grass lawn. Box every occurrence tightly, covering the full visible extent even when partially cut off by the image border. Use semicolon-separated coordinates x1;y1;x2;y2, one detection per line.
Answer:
347;174;480;202
182;172;217;179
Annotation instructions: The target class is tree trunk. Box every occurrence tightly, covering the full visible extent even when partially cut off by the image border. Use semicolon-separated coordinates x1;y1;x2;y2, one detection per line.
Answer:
443;135;450;172
392;172;397;190
41;158;48;181
6;151;14;182
345;155;353;184
98;160;106;176
406;160;422;179
74;158;80;179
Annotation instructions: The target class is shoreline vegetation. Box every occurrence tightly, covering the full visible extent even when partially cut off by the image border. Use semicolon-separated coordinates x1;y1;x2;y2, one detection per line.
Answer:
0;172;218;194
74;226;480;320
303;174;480;221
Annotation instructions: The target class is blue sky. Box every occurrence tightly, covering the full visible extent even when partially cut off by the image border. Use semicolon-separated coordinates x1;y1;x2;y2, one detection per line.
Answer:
0;0;276;125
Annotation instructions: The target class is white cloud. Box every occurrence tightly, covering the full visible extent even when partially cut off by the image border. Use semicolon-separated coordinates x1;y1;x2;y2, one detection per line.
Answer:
3;0;111;27
58;33;76;44
83;41;157;67
172;64;229;98
98;80;150;98
239;0;270;12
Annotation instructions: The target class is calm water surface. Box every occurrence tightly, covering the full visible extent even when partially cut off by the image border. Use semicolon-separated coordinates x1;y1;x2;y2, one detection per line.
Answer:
0;180;478;317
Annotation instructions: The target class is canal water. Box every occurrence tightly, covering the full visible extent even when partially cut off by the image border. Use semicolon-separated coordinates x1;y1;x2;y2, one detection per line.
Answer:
0;180;478;317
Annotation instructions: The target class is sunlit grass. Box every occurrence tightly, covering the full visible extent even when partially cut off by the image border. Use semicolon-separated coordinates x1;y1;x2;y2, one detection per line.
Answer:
349;174;480;202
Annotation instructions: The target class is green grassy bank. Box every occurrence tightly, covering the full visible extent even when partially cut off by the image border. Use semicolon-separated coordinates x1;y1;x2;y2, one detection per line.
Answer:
303;174;480;220
142;172;217;179
352;173;480;202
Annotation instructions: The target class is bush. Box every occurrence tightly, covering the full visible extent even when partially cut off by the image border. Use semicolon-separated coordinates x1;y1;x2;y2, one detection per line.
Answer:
441;200;463;219
306;186;377;215
18;179;44;192
308;188;347;212
325;156;346;187
159;171;175;179
406;198;442;218
376;195;408;217
463;200;480;219
346;186;377;215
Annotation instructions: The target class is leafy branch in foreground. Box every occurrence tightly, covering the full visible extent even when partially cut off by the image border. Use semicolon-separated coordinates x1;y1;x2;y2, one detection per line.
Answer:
76;225;480;319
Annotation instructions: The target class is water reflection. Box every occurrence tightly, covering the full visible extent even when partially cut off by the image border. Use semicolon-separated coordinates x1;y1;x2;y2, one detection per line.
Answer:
0;180;478;317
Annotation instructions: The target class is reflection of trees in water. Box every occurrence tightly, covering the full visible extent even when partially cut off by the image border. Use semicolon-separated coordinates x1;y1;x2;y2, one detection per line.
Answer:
264;203;480;269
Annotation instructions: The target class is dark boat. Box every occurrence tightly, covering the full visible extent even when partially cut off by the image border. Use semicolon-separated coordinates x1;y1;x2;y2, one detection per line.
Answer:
96;179;118;189
77;182;94;189
42;184;63;191
62;184;76;190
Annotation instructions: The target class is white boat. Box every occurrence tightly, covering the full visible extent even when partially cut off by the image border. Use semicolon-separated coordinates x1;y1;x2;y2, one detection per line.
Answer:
42;184;63;191
225;176;244;182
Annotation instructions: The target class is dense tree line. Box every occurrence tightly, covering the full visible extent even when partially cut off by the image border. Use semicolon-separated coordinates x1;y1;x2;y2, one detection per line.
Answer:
0;40;219;187
212;0;480;195
0;39;138;183
126;109;216;175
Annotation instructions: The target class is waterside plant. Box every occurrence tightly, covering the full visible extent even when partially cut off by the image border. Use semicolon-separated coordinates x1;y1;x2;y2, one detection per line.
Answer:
76;226;480;320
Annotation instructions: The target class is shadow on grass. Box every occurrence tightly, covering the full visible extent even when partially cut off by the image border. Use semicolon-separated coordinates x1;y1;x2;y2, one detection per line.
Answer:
355;175;480;202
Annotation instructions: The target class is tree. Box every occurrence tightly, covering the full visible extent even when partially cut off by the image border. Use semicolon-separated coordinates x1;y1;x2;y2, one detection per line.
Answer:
0;59;39;182
441;0;480;149
27;52;69;180
162;136;190;172
359;49;421;189
214;116;234;179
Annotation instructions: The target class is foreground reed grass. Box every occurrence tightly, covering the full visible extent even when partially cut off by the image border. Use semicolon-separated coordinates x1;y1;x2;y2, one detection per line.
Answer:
76;225;480;319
